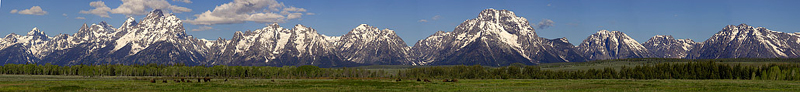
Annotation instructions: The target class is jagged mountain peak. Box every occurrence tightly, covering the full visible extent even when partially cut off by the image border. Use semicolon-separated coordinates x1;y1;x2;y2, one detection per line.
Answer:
477;9;518;21
652;35;672;38
89;21;116;33
293;24;311;31
649;35;695;43
456;8;534;38
677;39;695;42
346;24;396;35
5;33;19;37
231;31;245;40
26;27;46;37
121;17;138;27
648;35;675;41
554;37;569;43
135;9;186;37
335;24;410;65
585;30;637;43
595;30;624;35
146;9;164;18
689;24;800;59
578;30;649;60
80;23;89;30
140;9;181;26
355;24;371;30
98;21;111;27
738;23;749;27
4;33;19;40
434;31;448;34
643;35;697;58
93;21;115;32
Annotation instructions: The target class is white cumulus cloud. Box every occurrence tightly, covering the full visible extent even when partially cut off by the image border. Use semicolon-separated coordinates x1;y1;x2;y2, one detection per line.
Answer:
184;0;311;25
111;0;192;15
418;19;428;22
80;1;112;18
14;6;48;15
81;0;191;17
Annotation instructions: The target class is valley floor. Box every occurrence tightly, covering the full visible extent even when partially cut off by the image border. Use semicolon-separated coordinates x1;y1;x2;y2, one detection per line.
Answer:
0;75;798;91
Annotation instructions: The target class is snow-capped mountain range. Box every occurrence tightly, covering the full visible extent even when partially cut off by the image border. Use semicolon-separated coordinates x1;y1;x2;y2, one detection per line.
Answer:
1;9;798;67
576;30;651;60
411;9;585;66
687;24;800;59
643;35;698;58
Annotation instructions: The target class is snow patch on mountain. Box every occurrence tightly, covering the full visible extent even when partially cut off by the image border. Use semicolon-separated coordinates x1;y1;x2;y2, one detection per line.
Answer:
577;30;650;60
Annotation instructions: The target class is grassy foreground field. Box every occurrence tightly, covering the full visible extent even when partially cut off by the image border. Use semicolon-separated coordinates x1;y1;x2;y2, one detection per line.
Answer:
1;75;798;91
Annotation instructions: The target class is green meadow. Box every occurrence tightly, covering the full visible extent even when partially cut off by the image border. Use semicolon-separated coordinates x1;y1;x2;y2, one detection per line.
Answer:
0;75;799;91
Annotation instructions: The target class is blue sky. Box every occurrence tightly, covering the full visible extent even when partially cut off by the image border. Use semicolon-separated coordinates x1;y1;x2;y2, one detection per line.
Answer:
1;0;799;46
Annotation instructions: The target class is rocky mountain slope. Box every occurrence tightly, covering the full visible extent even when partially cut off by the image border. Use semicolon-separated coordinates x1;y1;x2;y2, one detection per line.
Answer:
642;35;698;58
576;30;650;60
1;9;798;67
687;24;800;59
411;9;586;66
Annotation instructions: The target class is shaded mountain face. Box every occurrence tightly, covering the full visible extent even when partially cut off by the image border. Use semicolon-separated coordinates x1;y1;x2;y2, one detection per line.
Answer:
411;9;585;66
687;24;800;59
577;30;650;60
643;35;698;58
0;44;38;64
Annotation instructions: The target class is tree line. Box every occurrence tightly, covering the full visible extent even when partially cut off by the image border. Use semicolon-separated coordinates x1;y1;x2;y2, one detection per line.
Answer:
0;63;389;79
1;60;799;80
397;61;800;80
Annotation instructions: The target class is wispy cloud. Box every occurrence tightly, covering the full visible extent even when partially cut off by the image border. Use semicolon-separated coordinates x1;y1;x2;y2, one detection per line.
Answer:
418;15;441;22
191;26;214;31
11;6;48;15
173;0;192;3
75;17;86;19
184;0;311;25
536;19;555;29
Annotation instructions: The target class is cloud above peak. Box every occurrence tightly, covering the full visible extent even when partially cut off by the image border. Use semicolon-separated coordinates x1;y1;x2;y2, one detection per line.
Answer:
184;0;311;25
80;1;112;18
11;6;48;15
80;0;192;18
536;19;554;29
